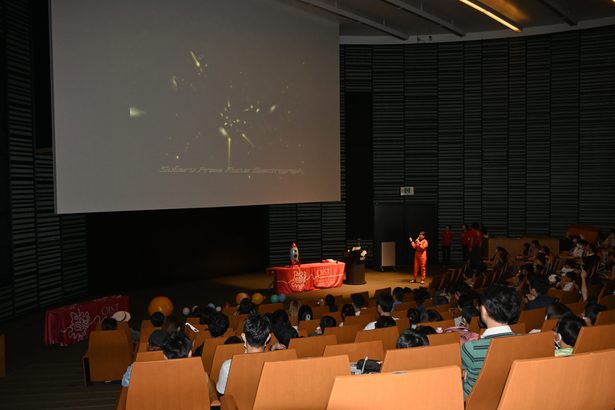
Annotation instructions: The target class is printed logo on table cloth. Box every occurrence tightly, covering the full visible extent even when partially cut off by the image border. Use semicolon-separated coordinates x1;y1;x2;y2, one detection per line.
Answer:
64;309;98;342
288;269;308;291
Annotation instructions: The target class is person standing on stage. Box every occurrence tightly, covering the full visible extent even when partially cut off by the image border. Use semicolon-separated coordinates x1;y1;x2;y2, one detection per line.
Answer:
410;231;428;284
441;225;453;264
468;223;483;269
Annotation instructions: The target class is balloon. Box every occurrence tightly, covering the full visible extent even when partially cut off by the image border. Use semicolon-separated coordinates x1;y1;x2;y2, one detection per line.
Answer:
278;293;287;302
235;292;250;305
148;296;174;317
207;303;216;309
251;292;265;305
270;294;279;303
181;307;191;316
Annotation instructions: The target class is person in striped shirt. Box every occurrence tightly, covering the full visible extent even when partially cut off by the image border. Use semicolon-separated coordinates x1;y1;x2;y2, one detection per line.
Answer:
461;284;519;397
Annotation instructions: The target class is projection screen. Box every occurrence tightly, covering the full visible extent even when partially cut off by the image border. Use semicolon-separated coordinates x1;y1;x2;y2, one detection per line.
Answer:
50;0;340;213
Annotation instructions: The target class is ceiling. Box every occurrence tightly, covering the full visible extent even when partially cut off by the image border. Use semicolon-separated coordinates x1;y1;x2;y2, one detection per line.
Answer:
280;0;615;42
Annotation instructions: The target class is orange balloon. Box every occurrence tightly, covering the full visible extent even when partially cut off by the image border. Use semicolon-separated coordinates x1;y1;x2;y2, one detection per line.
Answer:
235;292;250;305
148;296;174;317
251;292;265;305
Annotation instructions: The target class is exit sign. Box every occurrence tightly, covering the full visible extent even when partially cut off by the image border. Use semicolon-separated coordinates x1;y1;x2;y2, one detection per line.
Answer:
400;186;415;196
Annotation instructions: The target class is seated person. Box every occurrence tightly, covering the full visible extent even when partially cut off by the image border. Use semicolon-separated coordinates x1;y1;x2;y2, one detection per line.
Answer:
375;316;396;329
101;318;118;331
312;315;337;336
208;312;230;338
199;306;216;326
414;325;436;337
324;294;338;313
396;330;428;348
270;309;290;327
364;294;398;330
150;311;165;327
524;274;553;310
236;298;257;316
224;335;242;344
392;287;405;308
407;308;421;329
420;309;443;324
297;305;313;325
270;322;298;350
444;305;480;345
545;302;572;321
556;271;577;292
351;293;367;315
340;304;356;325
147;329;170;351
582;303;607;326
216;314;271;395
461;284;519;397
122;331;192;387
554;313;586;356
162;315;183;334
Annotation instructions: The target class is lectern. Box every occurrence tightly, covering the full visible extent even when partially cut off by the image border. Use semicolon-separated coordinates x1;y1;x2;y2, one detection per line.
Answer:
344;248;366;285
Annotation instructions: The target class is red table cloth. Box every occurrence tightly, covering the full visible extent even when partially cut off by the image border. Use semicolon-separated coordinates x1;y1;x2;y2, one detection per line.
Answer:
44;295;129;346
269;262;345;294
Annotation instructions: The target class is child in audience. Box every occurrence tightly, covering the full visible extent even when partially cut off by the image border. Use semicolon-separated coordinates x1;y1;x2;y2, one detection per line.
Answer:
271;322;298;350
297;305;313;323
340;303;355;326
324;294;338;312
375;316;396;329
407;308;420;329
208;312;230;337
351;293;366;314
364;294;398;330
554;313;586;356
444;305;480;345
420;309;443;323
582;303;607;326
396;330;428;348
101;318;117;331
150;311;165;327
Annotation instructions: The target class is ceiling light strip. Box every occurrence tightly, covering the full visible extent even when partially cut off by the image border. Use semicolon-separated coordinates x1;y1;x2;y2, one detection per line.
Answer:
458;0;521;32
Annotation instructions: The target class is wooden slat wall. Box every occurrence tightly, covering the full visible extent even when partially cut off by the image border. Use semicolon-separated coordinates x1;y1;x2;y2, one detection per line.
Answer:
0;0;87;322
269;27;615;264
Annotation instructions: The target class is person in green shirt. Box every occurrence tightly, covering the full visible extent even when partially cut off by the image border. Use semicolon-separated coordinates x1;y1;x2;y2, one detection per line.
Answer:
554;313;586;357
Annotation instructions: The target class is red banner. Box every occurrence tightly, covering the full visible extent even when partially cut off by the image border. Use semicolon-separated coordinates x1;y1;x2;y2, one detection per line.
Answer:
44;295;129;346
269;262;345;294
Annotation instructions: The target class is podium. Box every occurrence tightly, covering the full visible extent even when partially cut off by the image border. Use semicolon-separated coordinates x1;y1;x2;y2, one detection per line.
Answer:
344;248;366;285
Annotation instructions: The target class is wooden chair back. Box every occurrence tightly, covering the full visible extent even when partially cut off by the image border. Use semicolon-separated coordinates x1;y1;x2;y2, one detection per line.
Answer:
230;314;249;331
323;340;385;362
574;324;615;354
138;326;161;344
257;303;284;315
565;301;585;315
126;357;209;410
87;329;133;382
595;309;615;326
326;366;464;410
351;291;369;306
599;294;615;310
355;326;400;350
288;334;338;358
519;307;546;331
395;317;411;334
135;351;164;362
465;331;554;410
497;350;615;410
381;342;461;372
252;355;350;410
361;307;379;317
140;319;154;330
547;289;579;304
541;318;559;332
392;301;416;313
312;305;331;319
224;349;297;410
373;287;391;299
323;325;361;344
468;316;481;333
137;342;148;353
200;336;229;375
298;319;321;335
209;343;244;384
419;319;455;329
191;328;234;350
342;312;376;328
427;332;461;346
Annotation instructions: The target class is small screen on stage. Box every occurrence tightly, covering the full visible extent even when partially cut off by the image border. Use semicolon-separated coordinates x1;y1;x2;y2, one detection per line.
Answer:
50;0;340;213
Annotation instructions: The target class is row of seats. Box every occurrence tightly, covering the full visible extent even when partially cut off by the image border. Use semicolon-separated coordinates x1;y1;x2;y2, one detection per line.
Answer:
115;338;615;409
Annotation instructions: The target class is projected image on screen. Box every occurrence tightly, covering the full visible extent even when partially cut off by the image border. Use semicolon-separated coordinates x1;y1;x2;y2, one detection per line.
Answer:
51;0;340;213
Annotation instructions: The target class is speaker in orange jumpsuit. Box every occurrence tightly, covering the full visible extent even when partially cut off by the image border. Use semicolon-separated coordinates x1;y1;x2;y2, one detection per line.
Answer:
410;231;428;284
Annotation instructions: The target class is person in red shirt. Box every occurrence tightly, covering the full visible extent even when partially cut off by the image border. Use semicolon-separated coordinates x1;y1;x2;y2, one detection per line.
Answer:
461;223;470;262
441;225;453;264
468;223;483;269
410;231;428;284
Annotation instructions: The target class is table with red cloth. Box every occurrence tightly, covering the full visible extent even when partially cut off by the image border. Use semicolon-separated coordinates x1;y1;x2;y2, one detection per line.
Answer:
44;295;129;346
269;262;345;294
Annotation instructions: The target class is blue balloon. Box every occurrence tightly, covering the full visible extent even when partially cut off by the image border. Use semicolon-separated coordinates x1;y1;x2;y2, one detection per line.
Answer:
270;294;279;303
278;293;287;302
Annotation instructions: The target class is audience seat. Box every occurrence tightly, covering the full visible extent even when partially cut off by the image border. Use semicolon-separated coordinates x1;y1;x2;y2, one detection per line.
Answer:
342;313;376;328
210;343;245;384
574;324;615;354
547;289;579;304
464;331;554;410
312;305;332;319
599;294;615;310
381;342;461;372
298;319;322;335
326;366;464;410
198;336;230;376
138;326;160;344
350;291;369;305
392;301;416;313
595;309;615;326
135;351;164;362
354;326;399;350
252;355;350;410
427;332;461;346
288;334;337;358
519;307;546;331
419;319;455;329
565;301;585;315
125;357;210;410
497;349;615;410
85;329;134;383
257;303;284;315
541;318;559;332
323;340;385;362
221;349;297;410
323;325;361;344
373;287;392;299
